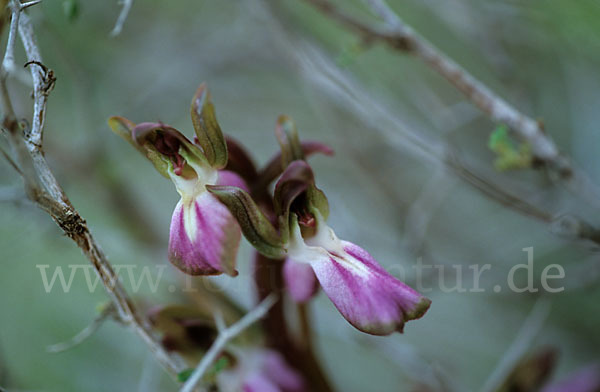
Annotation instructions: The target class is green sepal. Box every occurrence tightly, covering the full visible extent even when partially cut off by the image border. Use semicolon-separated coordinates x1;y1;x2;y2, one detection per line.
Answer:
306;183;329;221
108;116;144;153
256;141;334;191
206;185;285;258
108;117;171;178
225;136;259;184
275;115;304;168
273;160;330;241
273;160;314;242
273;160;314;217
191;83;228;169
132;122;210;179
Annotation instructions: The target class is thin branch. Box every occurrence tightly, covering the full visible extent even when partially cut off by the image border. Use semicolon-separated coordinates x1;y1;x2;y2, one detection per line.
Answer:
0;144;22;174
0;4;184;379
180;294;278;392
47;304;116;353
481;298;551;392
262;1;600;248
19;13;53;150
0;185;24;202
1;1;21;76
213;308;227;333
303;0;570;175
20;0;42;8
110;0;134;36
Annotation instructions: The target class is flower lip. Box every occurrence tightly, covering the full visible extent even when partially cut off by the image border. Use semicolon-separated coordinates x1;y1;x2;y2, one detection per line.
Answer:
284;210;431;334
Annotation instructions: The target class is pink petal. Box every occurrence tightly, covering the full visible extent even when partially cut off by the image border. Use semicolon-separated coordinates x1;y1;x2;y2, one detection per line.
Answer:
218;170;249;191
243;375;280;392
261;350;306;392
542;364;600;392
283;257;319;303
168;192;240;276
311;241;431;335
218;349;305;392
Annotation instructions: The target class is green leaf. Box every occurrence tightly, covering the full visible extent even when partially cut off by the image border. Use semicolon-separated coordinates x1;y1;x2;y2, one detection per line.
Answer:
177;368;194;383
191;83;228;169
489;124;532;171
207;185;285;258
206;356;230;378
488;124;511;154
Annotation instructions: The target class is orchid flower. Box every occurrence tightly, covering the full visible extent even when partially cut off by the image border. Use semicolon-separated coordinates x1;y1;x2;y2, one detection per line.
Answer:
217;348;305;392
108;83;244;276
207;117;430;335
285;206;430;335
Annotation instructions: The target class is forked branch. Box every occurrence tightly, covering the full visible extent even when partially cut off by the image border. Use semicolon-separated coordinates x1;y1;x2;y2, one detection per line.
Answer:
0;1;182;378
303;0;571;175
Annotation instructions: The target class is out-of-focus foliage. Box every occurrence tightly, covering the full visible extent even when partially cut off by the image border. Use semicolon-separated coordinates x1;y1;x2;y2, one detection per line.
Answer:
1;0;600;391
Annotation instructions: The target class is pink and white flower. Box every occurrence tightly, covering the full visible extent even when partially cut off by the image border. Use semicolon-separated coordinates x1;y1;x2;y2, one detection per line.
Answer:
283;210;431;335
167;162;245;276
108;84;244;276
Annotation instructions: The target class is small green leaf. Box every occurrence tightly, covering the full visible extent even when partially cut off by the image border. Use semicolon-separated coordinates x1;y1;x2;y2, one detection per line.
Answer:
489;124;511;154
177;368;194;383
191;83;228;169
206;356;230;378
489;124;532;171
207;185;285;258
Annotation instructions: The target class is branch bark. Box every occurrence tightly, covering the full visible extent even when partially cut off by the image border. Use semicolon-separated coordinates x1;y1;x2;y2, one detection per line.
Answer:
0;3;183;379
303;0;571;175
179;294;278;392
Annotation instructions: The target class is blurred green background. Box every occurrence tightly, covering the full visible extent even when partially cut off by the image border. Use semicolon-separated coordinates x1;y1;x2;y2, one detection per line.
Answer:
1;0;600;391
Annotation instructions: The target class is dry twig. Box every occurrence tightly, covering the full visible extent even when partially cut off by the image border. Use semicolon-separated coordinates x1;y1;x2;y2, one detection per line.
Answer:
303;0;570;174
180;294;278;392
111;0;134;36
0;2;183;378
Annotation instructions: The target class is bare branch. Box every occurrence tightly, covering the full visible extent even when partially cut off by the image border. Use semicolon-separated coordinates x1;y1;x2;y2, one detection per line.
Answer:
0;4;184;379
111;0;134;36
20;0;43;9
1;1;21;76
47;303;116;353
180;294;278;392
303;0;570;175
19;13;52;149
0;144;22;174
481;298;551;392
262;0;600;247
